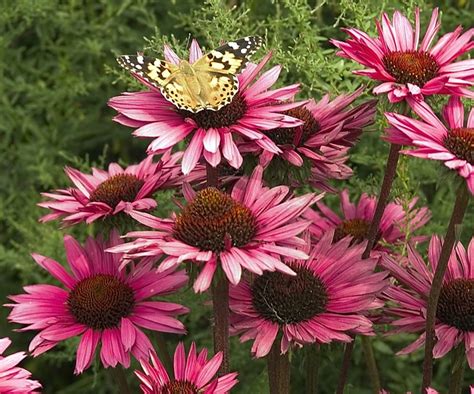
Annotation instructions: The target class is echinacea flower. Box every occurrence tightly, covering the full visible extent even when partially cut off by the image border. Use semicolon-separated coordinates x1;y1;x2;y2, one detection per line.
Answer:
109;166;322;292
385;96;474;195
240;88;376;190
331;8;474;102
136;342;238;393
304;189;430;254
380;235;474;368
6;232;189;374
39;152;188;225
0;337;41;393
109;39;303;174
229;231;387;357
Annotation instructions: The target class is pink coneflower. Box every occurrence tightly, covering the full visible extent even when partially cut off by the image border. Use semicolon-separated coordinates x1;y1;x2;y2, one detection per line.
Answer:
385;96;474;195
6;232;188;374
136;342;238;393
109;40;303;174
240;88;376;190
39;152;188;225
229;231;387;357
331;8;474;102
304;189;430;254
0;337;41;393
109;166;322;292
380;235;474;368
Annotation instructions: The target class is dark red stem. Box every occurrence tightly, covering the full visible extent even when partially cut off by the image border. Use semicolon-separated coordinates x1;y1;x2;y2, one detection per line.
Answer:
206;162;229;374
267;342;290;394
421;182;470;391
337;142;401;392
336;341;355;394
362;143;401;259
212;277;230;374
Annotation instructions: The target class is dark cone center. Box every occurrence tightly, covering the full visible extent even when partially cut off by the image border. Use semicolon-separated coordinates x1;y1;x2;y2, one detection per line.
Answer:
382;51;439;86
444;127;474;164
179;93;247;129
437;278;474;331
160;380;199;394
267;107;320;146
89;173;144;208
333;218;371;244
68;274;135;330
174;187;257;253
251;265;328;324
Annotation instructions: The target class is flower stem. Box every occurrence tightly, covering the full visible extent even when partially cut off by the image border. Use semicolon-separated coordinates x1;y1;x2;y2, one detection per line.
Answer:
448;344;466;394
212;276;230;374
305;344;320;394
109;366;131;394
335;143;401;393
154;332;174;378
362;143;401;259
422;182;470;390
206;162;230;374
336;341;355;394
267;342;290;394
361;336;381;394
206;162;219;188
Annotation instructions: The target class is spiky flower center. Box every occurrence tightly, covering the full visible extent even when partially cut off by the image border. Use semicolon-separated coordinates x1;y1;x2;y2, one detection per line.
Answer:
68;274;135;330
89;174;144;208
436;278;474;331
333;219;371;244
159;380;199;394
251;265;328;324
383;51;439;86
444;127;474;164
174;187;257;253
267;107;320;146
179;93;247;129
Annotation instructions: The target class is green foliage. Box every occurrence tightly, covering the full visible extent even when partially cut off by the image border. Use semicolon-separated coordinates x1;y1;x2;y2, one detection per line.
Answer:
1;0;473;393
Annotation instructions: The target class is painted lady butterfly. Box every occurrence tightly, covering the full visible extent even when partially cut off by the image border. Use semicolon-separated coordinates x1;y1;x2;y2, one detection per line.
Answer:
117;36;263;113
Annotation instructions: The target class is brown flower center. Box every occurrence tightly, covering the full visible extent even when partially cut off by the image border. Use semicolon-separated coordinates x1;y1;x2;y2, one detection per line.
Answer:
159;380;199;394
251;265;328;324
333;219;371;244
382;51;439;86
444;127;474;164
68;274;135;330
267;107;320;146
436;278;474;331
89;174;144;208
174;187;257;253
179;93;247;129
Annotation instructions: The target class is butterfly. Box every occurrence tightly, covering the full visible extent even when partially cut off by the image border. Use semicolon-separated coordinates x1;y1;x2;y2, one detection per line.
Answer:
117;36;263;113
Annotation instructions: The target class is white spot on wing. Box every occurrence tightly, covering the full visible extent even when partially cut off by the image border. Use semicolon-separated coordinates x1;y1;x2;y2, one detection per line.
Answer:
228;42;239;50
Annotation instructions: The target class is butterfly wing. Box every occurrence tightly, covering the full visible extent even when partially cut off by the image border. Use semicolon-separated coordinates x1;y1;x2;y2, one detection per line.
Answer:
188;36;262;111
118;55;198;110
193;36;263;75
117;55;178;90
197;73;239;111
161;76;202;112
117;36;263;113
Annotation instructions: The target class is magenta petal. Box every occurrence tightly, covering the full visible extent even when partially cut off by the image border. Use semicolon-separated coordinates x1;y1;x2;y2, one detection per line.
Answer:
75;329;100;374
195;352;223;388
120;317;136;351
182;129;205;175
63;235;91;280
31;253;76;289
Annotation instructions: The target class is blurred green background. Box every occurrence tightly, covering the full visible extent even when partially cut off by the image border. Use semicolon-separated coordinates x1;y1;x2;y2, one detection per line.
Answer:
1;0;473;392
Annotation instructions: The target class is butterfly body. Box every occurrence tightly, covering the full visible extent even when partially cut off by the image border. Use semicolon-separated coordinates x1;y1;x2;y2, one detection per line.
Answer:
117;36;263;113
